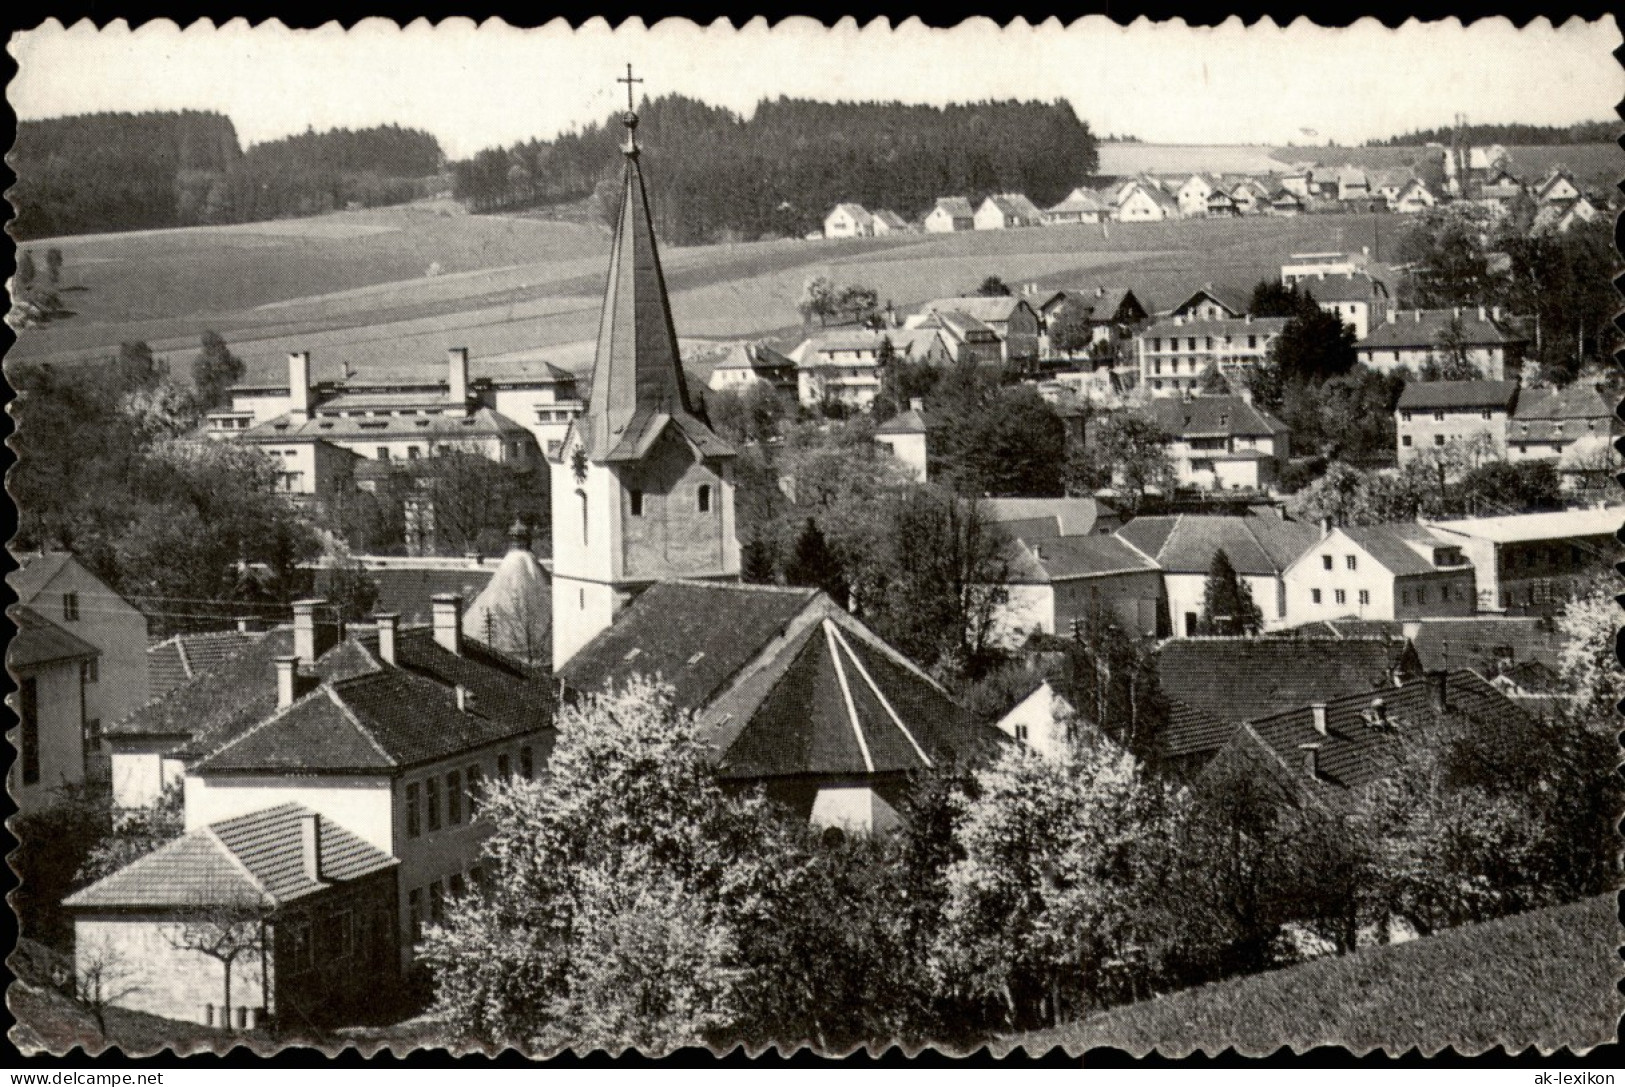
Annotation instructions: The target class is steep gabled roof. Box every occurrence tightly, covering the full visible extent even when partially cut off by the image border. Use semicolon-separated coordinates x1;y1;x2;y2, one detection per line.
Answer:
147;630;267;700
1146;396;1290;439
1335;524;1459;577
7;552;74;609
1007;535;1160;584
65;803;396;911
1116;514;1320;576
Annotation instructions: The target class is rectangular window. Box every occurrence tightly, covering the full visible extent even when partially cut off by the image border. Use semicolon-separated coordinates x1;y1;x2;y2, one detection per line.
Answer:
1401;588;1411;605
1359;590;1370;606
697;484;711;513
19;677;39;785
377;447;390;460
1433;411;1445;422
498;753;511;779
1248;335;1257;349
446;770;462;824
1322;555;1333;571
1417;587;1428;604
630;490;644;516
1187;338;1197;351
408;446;421;460
430;880;444;923
408;890;424;941
1401;412;1412;422
406;782;422;838
1402;435;1413;447
467;763;483;814
449;873;467;899
1334;589;1347;605
426;776;441;832
520;746;534;780
1434;435;1445;446
62;593;79;622
1152;338;1161;351
1311;589;1322;604
1345;555;1357;571
82;658;98;684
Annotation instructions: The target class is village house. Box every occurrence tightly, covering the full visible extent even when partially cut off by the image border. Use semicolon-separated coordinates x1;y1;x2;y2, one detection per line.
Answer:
1042;187;1112;225
1268;189;1306;216
1389;176;1437;214
65;803;399;1029
792;329;913;410
1170;285;1245;321
1228;177;1273;214
1477;168;1527;207
909;295;1042;368
1366;168;1414;207
313;555;496;629
973;193;1044;230
910;310;1002;369
1038;286;1149;355
1423;506;1622;615
923;196;976;233
1533;194;1602;234
1282;523;1478;624
1278;166;1315;197
1137;315;1289;397
873;398;929;482
1205;670;1534;805
10;552;151;790
1533;166;1582;205
1395;380;1519;465
1506;383;1621;482
705;341;798;399
1336;166;1371;202
1175;174;1216;217
8;606;100;814
989;533;1166;647
1153;636;1419;772
1291;270;1391;339
991;677;1079;763
1357;307;1524;379
213;349;577;464
1115;514;1320;637
1205;188;1242;217
823;203;874;238
1116;180;1179;222
1144;395;1292;491
980;496;1122;539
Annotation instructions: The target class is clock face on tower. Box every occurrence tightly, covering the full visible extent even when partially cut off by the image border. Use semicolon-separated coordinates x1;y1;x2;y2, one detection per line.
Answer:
571;445;589;484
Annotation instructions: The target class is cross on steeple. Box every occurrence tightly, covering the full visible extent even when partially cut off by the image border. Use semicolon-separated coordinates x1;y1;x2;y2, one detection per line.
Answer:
618;63;643;113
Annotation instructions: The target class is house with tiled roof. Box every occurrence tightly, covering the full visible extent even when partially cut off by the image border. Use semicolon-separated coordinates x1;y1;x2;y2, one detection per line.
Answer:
66;803;399;1028
1423;506;1622;615
312;555;495;629
1137;315;1289;398
1037;286;1150;357
909;295;1042;366
558;582;1004;831
1278;614;1562;678
1042;187;1112;225
9;551;149;791
1143;395;1292;492
992;675;1080;762
1205;670;1535;806
1533;194;1602;235
1283;523;1478;625
1533;166;1582;205
1395;379;1520;465
979;497;1121;539
1228;177;1273;214
973;193;1044;230
1357;306;1525;380
7;605;100;814
874;398;929;482
1506;383;1620;465
793;328;936;410
1174;174;1216;217
147;626;267;702
1287;270;1392;338
823;202;875;239
1336;166;1371;202
1116;514;1320;636
1389;176;1437;214
1170;285;1245;321
1269;188;1306;216
1117;180;1179;222
1154;636;1420;770
924;196;976;233
991;533;1166;647
180;597;552;971
870;209;910;235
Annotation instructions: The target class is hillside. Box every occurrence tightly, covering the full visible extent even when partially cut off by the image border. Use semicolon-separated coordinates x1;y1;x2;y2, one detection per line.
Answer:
1007;895;1622;1057
7;207;1386;384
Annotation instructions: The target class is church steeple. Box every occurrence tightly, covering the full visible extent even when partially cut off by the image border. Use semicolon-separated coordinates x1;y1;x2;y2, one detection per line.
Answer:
579;74;729;463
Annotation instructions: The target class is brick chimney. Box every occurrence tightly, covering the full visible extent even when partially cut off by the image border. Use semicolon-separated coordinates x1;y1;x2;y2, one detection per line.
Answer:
275;656;299;709
292;598;335;664
1310;702;1328;736
448;347;470;408
1299;742;1322;780
432;594;463;656
288;352;312;422
298;811;322;882
376;613;399;665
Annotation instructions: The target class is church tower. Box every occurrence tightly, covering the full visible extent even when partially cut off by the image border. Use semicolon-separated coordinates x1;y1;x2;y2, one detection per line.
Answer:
550;73;739;671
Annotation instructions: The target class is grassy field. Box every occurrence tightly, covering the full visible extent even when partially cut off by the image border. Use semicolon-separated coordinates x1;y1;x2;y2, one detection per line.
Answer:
11;206;1388;383
1005;895;1622;1058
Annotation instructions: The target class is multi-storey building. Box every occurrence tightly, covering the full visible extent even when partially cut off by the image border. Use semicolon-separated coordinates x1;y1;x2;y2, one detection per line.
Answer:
1424;506;1622;615
1144;395;1292;491
1136;315;1288;397
1395;380;1518;465
1356;307;1525;379
1282;524;1478;623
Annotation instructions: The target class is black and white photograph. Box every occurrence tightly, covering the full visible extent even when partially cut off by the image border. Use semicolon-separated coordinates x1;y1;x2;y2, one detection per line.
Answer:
4;14;1623;1062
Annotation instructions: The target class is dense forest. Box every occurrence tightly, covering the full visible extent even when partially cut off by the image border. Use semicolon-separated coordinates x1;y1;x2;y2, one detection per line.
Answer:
450;95;1099;244
1370;120;1618;147
12;111;445;240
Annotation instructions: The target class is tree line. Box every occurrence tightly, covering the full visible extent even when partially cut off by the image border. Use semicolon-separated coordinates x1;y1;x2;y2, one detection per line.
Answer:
451;94;1099;244
1368;120;1617;146
12;111;445;239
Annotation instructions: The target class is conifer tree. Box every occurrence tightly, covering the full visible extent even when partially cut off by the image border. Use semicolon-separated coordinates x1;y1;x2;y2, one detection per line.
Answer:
785;518;847;605
1196;549;1263;635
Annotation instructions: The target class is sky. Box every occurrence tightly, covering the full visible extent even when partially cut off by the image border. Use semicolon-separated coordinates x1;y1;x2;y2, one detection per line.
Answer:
10;17;1622;159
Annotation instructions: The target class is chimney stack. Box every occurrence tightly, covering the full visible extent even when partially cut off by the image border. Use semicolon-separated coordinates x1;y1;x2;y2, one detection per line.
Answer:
292;598;334;664
448;348;469;407
1492;304;1502;322
1299;742;1321;780
1429;670;1449;713
432;594;463;656
288;352;312;422
909;397;924;414
1477;305;1487;322
275;656;299;709
376;613;399;665
455;684;471;713
298;811;322;883
235;615;261;634
1310;702;1328;736
1319;518;1331;540
1414;310;1421;323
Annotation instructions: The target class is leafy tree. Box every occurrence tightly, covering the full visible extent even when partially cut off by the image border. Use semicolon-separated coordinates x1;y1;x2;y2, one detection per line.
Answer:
1087;414;1173;512
785;518;848;604
420;679;773;1054
1063;608;1168;761
1272;308;1357;384
191;331;246;410
1397;204;1501;307
931;382;1066;498
1418;317;1482;381
76;783;185;886
1048;302;1096;358
1455;460;1561;517
976;276;1013;297
798;276;837;325
1556;576;1625;722
113;341;163;392
835;283;880;325
937;739;1175;1028
1195;550;1264;636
